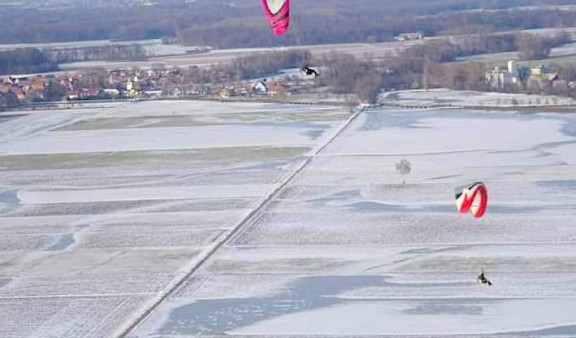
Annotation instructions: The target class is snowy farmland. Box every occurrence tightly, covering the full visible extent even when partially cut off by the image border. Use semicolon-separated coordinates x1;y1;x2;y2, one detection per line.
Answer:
1;100;576;337
0;100;347;337
132;107;576;337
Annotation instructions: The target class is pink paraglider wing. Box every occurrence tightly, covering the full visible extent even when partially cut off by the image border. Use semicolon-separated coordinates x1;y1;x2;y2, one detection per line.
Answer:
455;182;488;218
261;0;290;35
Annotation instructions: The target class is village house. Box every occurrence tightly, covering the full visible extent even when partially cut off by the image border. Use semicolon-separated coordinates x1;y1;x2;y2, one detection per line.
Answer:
219;85;236;98
267;82;290;96
526;65;558;92
0;81;12;94
486;61;520;89
251;80;268;94
29;76;47;92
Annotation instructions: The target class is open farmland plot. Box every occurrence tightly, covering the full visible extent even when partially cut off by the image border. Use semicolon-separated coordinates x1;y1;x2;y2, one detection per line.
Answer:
0;100;347;337
130;107;576;337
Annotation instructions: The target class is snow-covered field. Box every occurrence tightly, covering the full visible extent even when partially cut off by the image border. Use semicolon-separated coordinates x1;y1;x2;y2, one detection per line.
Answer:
384;88;576;107
129;106;576;337
2;99;576;337
0;100;346;338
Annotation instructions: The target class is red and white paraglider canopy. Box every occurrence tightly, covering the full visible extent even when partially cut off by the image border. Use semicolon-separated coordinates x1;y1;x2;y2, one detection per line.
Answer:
455;182;488;218
261;0;290;35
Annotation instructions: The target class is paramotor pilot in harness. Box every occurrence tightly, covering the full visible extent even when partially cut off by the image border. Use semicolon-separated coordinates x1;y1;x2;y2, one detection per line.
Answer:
477;271;492;286
301;66;319;77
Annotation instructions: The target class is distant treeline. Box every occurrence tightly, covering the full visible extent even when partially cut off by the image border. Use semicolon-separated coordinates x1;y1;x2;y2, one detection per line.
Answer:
0;45;148;75
1;0;576;47
0;48;58;75
184;7;576;49
42;44;148;63
410;32;569;62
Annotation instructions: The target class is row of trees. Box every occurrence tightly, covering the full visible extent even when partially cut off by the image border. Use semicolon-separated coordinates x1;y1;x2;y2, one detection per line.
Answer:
227;51;311;80
404;32;568;64
0;48;58;75
43;45;148;63
176;8;576;49
154;50;312;85
0;45;149;75
516;33;569;60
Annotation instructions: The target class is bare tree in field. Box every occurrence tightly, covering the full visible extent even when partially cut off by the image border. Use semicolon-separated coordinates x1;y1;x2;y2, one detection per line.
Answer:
395;159;412;184
344;94;359;113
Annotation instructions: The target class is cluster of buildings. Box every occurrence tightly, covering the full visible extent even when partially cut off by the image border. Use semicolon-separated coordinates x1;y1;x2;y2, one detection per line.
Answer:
0;69;172;107
217;79;292;99
0;71;147;104
486;60;576;91
0;76;48;102
0;67;313;108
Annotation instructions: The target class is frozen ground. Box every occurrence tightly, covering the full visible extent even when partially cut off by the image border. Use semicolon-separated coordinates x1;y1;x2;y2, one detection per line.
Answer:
383;88;576;107
0;100;347;338
129;106;576;337
2;99;576;337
